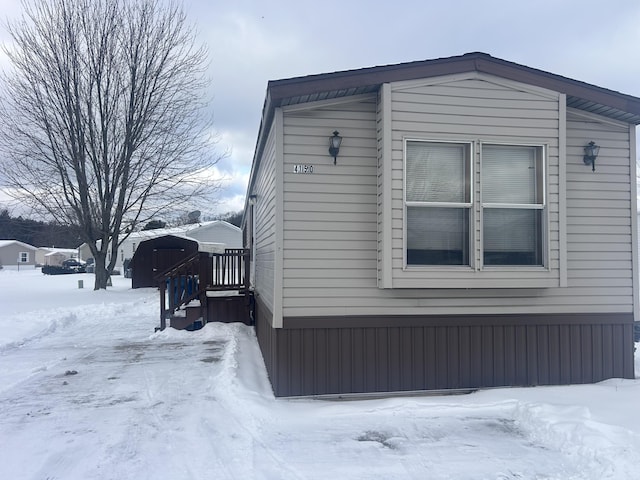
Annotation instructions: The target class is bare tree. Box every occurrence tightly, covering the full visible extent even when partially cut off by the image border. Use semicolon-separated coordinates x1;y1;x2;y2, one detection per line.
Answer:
0;0;220;289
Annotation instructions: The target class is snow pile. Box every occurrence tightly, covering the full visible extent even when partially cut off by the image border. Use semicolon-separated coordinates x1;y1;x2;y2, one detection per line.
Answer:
0;269;639;479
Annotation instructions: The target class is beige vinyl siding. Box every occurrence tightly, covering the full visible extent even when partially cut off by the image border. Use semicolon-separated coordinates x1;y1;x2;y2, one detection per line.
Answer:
387;73;561;287
278;76;635;319
565;110;634;307
254;122;278;314
282;96;379;315
0;242;37;267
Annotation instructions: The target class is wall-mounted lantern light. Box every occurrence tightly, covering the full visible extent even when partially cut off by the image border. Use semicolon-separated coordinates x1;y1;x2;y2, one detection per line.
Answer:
328;130;342;165
248;194;257;205
583;141;600;172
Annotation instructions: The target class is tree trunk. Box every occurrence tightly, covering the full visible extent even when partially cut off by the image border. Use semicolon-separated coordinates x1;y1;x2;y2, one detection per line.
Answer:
93;253;109;290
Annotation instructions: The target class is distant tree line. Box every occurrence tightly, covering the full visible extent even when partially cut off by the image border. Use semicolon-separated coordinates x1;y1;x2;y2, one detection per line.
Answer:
0;209;83;248
217;210;242;228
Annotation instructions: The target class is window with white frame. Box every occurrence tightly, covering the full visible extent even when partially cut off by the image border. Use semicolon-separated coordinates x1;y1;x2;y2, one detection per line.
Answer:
405;141;472;266
481;144;545;266
404;140;546;270
19;252;29;263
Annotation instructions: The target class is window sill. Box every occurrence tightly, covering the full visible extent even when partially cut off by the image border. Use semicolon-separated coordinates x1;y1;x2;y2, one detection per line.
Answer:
388;267;559;289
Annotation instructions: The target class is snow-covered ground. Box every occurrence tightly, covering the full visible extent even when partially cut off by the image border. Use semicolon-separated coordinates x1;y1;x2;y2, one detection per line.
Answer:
0;268;639;480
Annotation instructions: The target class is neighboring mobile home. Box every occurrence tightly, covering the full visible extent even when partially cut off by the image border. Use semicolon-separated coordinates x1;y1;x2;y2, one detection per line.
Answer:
243;52;640;397
35;247;78;266
0;240;38;269
78;220;242;272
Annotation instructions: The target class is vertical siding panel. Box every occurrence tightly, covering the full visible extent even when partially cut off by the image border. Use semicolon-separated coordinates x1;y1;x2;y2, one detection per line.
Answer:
267;313;632;396
376;327;389;391
503;326;516;385
482;326;494;386
469;326;482;387
581;325;593;383
314;329;328;394
570;325;583;383
303;330;315;394
447;326;460;388
515;326;528;385
400;328;413;389
526;326;538;385
364;328;377;391
412;327;425;389
548;325;561;384
286;330;299;395
278;330;291;396
327;329;341;393
388;328;401;391
602;325;614;379
493;326;505;386
623;323;634;378
612;324;623;376
458;326;471;387
340;329;352;393
591;325;604;381
351;328;365;393
435;327;448;389
537;325;550;385
425;327;437;389
559;326;572;384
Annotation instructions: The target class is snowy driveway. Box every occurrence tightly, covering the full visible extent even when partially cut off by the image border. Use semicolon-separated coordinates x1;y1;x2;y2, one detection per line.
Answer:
0;270;639;479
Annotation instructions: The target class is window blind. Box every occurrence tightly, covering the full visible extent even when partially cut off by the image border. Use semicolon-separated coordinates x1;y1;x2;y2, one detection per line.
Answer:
406;142;466;203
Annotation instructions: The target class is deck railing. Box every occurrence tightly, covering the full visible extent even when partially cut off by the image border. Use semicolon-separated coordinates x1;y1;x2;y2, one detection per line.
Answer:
210;248;250;291
156;248;250;330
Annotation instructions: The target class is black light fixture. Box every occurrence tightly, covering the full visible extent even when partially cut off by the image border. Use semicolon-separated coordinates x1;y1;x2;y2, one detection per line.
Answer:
583;141;600;172
328;130;342;164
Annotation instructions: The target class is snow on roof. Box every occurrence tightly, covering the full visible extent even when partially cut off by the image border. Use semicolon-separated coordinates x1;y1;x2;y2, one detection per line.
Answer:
44;250;78;257
76;221;240;250
0;240;38;250
127;220;238;241
39;247;78;254
134;231;226;254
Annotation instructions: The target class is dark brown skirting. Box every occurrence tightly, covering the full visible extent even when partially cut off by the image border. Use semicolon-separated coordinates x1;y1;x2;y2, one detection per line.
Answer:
254;296;635;397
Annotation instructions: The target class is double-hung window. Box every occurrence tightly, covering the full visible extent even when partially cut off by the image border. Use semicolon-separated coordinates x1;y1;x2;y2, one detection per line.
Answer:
405;141;472;266
404;140;546;271
481;144;545;266
19;252;29;263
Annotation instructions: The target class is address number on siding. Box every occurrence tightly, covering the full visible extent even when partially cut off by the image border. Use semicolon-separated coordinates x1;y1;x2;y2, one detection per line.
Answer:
293;164;314;174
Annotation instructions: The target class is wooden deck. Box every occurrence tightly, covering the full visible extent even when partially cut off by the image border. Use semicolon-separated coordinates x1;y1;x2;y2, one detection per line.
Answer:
156;249;252;330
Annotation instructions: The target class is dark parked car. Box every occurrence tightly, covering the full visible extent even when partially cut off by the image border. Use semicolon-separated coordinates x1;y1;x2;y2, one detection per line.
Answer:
61;258;86;273
42;259;86;275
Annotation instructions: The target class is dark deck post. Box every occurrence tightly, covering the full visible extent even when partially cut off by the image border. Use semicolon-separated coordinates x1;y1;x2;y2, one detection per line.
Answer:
159;280;167;330
199;252;212;323
243;248;250;292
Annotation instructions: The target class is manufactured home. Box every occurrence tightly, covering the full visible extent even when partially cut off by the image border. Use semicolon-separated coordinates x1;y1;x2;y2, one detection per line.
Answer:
243;52;640;397
35;247;78;266
0;240;38;269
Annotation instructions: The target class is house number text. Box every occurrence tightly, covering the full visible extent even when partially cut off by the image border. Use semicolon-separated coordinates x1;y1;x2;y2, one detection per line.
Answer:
293;164;314;174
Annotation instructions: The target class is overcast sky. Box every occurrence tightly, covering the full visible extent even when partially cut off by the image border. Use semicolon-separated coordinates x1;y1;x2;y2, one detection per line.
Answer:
1;0;639;217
